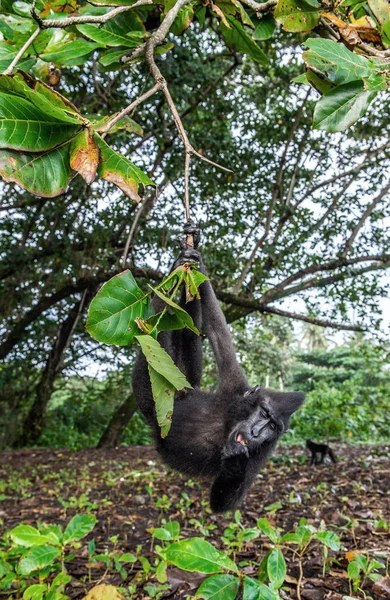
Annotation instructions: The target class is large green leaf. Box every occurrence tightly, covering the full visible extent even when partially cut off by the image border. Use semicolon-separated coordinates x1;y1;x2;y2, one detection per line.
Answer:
148;365;175;437
9;525;59;548
151;287;200;334
19;545;61;576
165;538;238;574
86;270;149;346
267;548;286;589
220;16;267;65
313;80;375;132
304;38;386;85
77;24;144;47
0;144;74;197
41;39;104;67
252;15;276;40
0;92;80;151
63;514;97;544
136;335;191;390
274;0;320;32
95;134;153;201
197;574;240;599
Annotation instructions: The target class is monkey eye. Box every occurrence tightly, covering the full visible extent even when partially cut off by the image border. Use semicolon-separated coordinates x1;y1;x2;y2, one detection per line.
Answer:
269;422;277;431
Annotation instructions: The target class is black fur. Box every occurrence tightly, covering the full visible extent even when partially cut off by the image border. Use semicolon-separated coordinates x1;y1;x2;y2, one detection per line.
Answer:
306;440;337;465
133;246;305;512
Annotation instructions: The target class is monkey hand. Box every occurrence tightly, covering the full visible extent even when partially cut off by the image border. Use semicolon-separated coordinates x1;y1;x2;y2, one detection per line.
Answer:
183;219;201;248
173;248;202;270
221;440;249;476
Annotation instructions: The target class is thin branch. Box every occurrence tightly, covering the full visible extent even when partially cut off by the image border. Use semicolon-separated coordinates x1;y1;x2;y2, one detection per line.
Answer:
31;0;152;28
341;181;390;257
262;306;366;332
239;0;277;16
3;27;41;75
231;89;311;294
122;191;156;268
97;82;162;136
269;259;390;302
217;290;365;331
260;254;390;303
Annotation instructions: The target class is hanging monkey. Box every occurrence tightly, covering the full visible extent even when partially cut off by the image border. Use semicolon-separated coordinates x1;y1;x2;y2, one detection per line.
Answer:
133;222;304;512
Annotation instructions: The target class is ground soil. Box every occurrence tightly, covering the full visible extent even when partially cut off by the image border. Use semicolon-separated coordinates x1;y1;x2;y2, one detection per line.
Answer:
0;444;389;599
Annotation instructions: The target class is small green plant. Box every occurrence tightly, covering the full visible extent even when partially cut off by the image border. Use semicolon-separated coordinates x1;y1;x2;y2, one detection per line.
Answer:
347;552;385;596
0;514;96;598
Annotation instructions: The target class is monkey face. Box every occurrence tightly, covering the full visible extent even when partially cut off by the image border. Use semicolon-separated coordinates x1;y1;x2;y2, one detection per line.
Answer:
231;387;305;453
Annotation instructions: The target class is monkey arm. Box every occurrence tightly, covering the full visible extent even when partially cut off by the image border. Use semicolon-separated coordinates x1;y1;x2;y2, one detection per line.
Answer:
198;276;248;394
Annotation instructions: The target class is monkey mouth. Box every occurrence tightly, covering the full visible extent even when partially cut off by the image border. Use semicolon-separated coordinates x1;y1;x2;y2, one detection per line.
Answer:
236;433;247;446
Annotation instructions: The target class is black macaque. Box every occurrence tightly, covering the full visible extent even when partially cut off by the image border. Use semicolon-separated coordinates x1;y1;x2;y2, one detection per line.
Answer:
133;225;305;512
306;440;337;465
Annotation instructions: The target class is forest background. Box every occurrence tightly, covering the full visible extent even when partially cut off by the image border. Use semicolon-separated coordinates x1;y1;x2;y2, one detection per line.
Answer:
1;0;390;451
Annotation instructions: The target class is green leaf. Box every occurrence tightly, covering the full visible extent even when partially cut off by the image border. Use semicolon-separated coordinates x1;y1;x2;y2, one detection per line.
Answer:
9;525;59;547
197;574;240;599
63;514;97;544
164;521;180;538
267;548;286;589
274;0;320;32
93;114;143;136
19;545;61;575
86;270;149;346
0;70;82;125
151;287;200;335
136;335;191;390
256;518;280;543
165;538;238;574
23;584;47;600
0;144;74;197
303;38;385;85
149;366;175;437
95;134;153;201
0;91;80;152
220;16;268;65
314;531;341;551
306;69;336;94
313;80;375;132
252;15;276;40
243;577;280;600
151;527;173;541
368;0;390;25
41;39;104;67
77;24;144;47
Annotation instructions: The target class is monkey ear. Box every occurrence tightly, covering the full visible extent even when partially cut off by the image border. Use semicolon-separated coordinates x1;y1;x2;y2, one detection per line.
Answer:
267;391;305;427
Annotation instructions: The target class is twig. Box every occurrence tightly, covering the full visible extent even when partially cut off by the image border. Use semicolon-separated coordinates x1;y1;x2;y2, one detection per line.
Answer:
97;82;162;136
239;0;277;16
217;290;366;331
341;180;390;257
3;27;41;75
122;193;153;268
31;0;152;28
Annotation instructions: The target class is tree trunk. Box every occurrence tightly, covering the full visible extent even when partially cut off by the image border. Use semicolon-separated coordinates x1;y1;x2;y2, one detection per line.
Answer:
16;292;89;447
97;393;137;448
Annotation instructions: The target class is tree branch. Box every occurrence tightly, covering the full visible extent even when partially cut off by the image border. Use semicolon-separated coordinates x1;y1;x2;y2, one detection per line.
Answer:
217;291;365;331
260;254;390;303
341;181;390;257
2;27;41;75
32;0;153;28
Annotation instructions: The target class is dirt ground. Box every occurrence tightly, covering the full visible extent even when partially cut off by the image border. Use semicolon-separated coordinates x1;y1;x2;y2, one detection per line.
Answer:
0;443;389;599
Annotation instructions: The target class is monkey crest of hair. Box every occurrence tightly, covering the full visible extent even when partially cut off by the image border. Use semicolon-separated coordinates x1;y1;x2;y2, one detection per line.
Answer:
133;224;305;512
